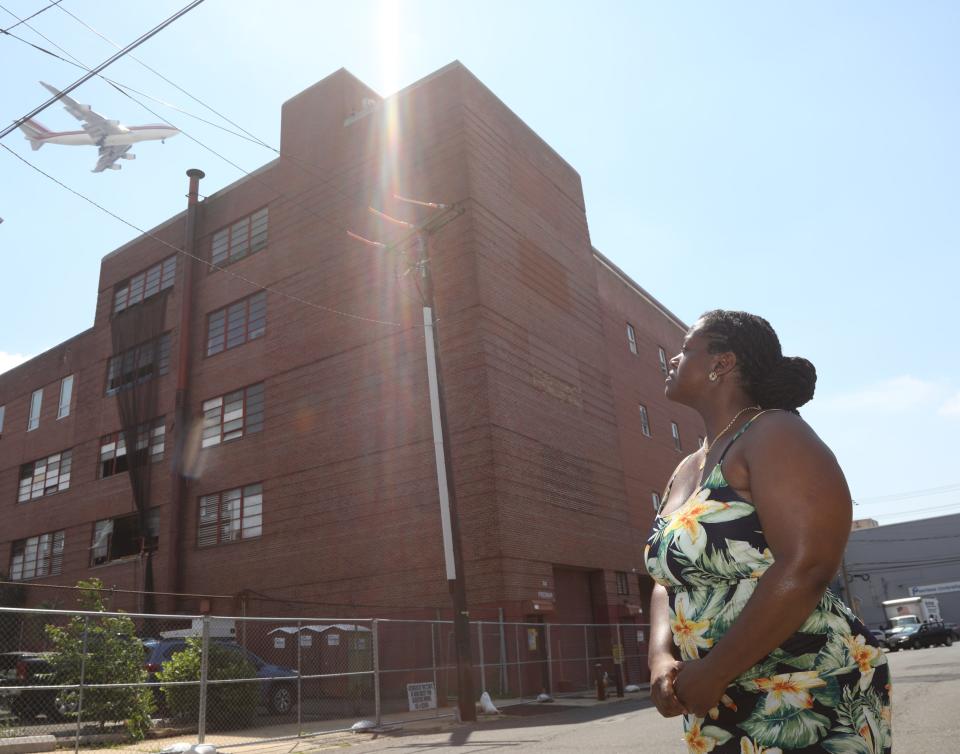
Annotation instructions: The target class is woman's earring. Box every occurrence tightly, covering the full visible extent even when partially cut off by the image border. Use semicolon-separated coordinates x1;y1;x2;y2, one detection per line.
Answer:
708;371;718;382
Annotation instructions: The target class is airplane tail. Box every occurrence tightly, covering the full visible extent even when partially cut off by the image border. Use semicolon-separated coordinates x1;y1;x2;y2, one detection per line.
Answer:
19;119;51;151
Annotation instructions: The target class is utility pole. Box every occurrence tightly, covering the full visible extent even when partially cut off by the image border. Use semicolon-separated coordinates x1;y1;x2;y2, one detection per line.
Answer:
416;229;476;722
350;200;475;721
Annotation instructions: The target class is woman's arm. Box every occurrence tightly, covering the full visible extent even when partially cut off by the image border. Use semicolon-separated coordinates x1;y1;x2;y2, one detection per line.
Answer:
649;582;686;716
673;413;852;716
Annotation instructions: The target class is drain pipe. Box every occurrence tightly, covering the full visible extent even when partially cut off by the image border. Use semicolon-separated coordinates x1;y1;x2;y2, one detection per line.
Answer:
167;168;204;606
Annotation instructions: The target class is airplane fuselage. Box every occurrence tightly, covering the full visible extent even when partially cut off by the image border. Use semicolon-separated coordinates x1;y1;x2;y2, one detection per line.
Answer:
35;124;178;146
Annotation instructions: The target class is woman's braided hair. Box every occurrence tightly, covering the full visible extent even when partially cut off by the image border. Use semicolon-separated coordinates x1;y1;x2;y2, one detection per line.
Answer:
698;310;816;412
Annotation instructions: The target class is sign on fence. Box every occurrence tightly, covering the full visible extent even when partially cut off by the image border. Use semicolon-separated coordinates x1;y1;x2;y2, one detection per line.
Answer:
407;681;437;711
612;644;624;665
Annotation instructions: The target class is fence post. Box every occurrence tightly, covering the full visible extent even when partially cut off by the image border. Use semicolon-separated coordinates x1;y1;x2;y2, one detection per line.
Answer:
616;623;627;689
197;615;210;744
296;619;302;737
583;625;590;694
372;619;381;728
430;622;438;701
477;621;486;694
545;624;553;696
73;616;89;754
514;624;522;702
498;608;508;696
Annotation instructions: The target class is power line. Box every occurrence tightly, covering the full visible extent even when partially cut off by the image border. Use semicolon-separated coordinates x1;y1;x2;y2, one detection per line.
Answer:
869;501;960;519
850;532;960;544
0;0;207;141
854;482;960;506
0;143;403;328
0;0;60;32
0;26;266;145
50;0;273;152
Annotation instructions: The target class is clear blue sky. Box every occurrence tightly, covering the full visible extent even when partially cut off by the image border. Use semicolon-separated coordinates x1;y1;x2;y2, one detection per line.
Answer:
2;1;958;525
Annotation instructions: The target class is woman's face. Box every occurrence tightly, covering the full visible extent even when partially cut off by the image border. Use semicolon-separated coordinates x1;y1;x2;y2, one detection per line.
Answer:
664;322;714;405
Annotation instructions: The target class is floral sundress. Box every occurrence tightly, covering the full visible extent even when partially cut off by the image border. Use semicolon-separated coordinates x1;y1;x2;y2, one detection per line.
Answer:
645;414;892;753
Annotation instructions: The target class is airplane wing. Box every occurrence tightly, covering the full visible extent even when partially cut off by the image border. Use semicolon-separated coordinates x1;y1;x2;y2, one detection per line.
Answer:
93;144;132;173
40;81;127;144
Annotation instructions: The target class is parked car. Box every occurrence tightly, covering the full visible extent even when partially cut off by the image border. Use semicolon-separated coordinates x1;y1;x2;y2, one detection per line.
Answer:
141;638;298;715
0;652;69;721
886;620;955;651
869;629;886;647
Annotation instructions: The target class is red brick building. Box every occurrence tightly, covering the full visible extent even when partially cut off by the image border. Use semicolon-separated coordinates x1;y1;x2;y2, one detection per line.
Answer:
0;63;702;632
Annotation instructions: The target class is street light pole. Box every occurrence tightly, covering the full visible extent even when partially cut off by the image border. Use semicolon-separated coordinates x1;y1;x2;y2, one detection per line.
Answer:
416;230;476;722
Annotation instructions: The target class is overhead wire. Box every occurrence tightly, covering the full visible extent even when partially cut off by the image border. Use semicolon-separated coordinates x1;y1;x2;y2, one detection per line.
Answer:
0;143;402;328
0;0;59;32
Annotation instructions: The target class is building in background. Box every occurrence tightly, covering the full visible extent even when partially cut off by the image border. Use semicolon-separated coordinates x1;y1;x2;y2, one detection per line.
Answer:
840;513;960;627
0;63;702;646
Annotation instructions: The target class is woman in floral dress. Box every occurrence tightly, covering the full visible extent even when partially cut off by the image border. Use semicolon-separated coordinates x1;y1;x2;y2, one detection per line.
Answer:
645;310;891;753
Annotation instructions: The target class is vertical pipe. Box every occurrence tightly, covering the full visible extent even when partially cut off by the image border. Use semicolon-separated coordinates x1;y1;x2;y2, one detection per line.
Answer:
167;168;204;604
197;615;210;743
73;617;89;754
296;620;302;737
430;622;438;701
372;619;381;728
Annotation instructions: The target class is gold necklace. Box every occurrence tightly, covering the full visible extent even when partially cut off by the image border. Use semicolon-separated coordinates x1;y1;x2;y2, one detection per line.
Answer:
698;405;761;470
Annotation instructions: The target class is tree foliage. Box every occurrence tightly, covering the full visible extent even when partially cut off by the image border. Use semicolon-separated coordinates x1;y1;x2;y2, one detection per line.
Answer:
44;579;154;740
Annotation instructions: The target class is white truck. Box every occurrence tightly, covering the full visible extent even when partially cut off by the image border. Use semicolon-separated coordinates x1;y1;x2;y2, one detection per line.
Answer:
881;596;941;641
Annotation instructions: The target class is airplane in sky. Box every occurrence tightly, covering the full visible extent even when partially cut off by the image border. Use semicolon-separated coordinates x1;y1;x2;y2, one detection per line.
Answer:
18;82;179;172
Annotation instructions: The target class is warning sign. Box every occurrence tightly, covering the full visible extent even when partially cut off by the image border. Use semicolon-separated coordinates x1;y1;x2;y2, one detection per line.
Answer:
406;682;437;711
612;644;624;665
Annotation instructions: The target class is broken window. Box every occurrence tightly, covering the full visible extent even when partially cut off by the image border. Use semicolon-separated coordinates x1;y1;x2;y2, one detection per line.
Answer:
91;509;160;566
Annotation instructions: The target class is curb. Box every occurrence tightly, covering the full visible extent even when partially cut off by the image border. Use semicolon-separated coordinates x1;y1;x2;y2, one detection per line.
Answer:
0;735;57;754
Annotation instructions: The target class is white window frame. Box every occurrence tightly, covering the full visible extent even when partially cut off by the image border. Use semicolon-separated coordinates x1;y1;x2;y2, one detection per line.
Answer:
10;530;65;580
0;404;5;435
638;404;651;437
652;491;661;512
58;375;74;419
626;323;638;355
658;346;669;374
671;421;682;451
27;389;42;431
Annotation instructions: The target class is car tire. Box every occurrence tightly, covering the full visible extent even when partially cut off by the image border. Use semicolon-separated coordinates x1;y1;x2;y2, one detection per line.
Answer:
268;684;296;715
911;640;922;650
946;635;954;647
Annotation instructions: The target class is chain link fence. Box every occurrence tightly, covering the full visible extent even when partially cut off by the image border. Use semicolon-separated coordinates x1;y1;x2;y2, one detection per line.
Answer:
0;607;648;751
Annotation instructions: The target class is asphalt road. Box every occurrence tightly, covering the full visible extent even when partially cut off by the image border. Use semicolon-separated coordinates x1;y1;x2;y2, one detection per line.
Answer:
339;644;959;753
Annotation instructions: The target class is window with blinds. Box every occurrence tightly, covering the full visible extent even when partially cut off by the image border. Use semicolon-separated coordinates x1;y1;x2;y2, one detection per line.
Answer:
105;333;171;395
211;207;268;268
201;384;264;447
197;483;263;548
206;292;266;356
18;450;72;502
99;419;166;478
10;530;65;580
113;255;176;314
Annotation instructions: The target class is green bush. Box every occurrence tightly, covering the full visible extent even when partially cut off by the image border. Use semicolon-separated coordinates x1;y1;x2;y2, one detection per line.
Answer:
157;638;259;728
44;579;154;740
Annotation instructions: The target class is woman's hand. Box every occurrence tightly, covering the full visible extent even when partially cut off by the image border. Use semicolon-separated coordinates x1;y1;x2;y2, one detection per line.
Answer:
673;658;728;718
650;657;687;717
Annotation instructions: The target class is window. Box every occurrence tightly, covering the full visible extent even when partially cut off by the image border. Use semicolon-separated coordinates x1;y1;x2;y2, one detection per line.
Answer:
651;491;661;512
671;421;682;451
105;333;171;395
626;323;638;355
211;207;268;268
113;255;176;314
658;346;668;374
0;404;5;435
27;389;42;431
638;404;651;437
202;384;264;447
91;509;159;566
99;419;165;479
615;571;629;596
18;450;72;502
58;375;74;419
10;531;64;580
698;436;705;448
198;483;263;547
206;292;266;356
